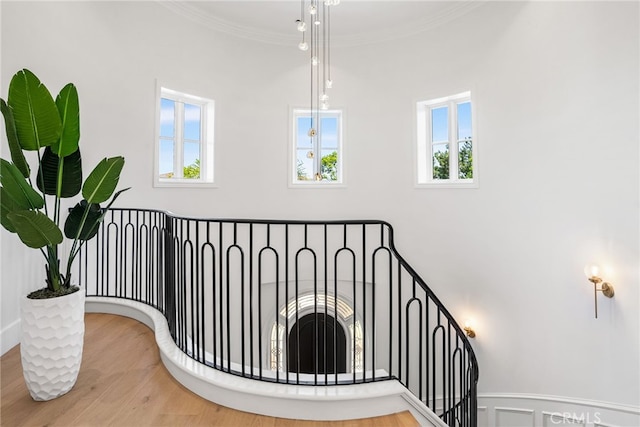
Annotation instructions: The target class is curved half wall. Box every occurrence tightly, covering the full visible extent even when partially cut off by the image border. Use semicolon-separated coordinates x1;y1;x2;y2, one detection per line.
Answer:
85;296;445;426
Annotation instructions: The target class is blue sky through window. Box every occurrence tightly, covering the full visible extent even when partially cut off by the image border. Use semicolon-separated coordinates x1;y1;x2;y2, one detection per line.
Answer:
183;103;201;169
184;103;201;141
320;117;337;148
297;117;313;145
160;98;175;137
432;106;448;142
159;98;175;175
159;140;174;175
457;102;472;140
159;98;202;176
296;116;313;180
184;142;200;168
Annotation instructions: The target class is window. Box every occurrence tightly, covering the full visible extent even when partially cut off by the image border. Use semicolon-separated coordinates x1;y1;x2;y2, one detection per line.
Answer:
291;108;343;186
416;91;476;187
155;87;214;187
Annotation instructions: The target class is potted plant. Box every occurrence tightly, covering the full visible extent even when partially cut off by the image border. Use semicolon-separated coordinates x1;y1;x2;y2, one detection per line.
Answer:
0;69;128;400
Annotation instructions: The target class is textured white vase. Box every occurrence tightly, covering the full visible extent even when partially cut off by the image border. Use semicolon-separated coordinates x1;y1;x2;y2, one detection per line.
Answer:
20;289;85;401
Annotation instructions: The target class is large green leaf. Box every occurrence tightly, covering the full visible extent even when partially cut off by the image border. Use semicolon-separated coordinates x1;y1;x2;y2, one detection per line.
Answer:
37;147;82;198
0;187;19;233
64;200;102;241
0;99;30;177
82;157;125;204
7;69;61;151
0;159;44;209
65;188;129;242
7;210;63;249
53;83;80;157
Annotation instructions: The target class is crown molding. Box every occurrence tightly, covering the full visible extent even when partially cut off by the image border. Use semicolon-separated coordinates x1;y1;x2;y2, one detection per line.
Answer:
157;1;486;47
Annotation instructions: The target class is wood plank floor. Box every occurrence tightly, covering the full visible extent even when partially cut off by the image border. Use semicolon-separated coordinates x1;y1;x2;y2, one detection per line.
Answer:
1;313;418;426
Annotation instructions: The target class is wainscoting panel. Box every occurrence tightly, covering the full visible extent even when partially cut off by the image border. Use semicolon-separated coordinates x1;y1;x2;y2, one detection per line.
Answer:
479;394;640;427
478;405;488;426
494;407;535;427
542;411;586;427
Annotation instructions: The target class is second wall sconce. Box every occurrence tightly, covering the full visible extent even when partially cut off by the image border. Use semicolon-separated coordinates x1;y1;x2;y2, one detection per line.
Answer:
584;264;614;318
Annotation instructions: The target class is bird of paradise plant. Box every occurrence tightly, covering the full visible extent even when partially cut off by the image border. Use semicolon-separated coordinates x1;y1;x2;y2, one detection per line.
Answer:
0;69;129;298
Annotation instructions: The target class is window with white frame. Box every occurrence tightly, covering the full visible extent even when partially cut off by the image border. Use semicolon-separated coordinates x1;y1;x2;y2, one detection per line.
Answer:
155;87;214;187
292;109;343;185
416;91;476;186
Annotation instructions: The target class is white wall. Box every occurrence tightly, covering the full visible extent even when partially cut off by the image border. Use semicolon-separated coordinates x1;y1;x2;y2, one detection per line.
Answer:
1;0;638;418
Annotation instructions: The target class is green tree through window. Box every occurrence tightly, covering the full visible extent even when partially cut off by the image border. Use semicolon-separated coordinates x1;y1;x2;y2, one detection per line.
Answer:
433;149;449;180
321;151;338;181
433;139;472;180
183;159;200;179
458;138;473;179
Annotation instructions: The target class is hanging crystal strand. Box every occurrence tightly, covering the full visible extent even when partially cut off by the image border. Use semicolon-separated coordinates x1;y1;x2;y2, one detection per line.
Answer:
296;0;339;178
297;0;306;33
314;0;322;180
298;29;308;51
314;0;320;140
306;0;316;150
320;1;328;111
325;2;333;90
298;0;308;52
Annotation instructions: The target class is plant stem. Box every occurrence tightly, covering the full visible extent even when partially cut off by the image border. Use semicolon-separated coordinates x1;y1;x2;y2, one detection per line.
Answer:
45;245;60;291
35;149;62;291
54;151;64;228
65;239;88;283
65;202;93;283
36;150;48;217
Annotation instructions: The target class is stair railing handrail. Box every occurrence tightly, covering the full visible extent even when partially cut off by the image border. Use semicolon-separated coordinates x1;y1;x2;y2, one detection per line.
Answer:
385;224;480;383
78;207;478;426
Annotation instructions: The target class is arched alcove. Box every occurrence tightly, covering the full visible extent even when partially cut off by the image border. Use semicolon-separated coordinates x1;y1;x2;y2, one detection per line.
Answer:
268;292;363;375
287;313;347;374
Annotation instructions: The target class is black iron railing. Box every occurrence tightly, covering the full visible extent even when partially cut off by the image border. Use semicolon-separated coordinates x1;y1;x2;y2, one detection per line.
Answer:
77;208;478;426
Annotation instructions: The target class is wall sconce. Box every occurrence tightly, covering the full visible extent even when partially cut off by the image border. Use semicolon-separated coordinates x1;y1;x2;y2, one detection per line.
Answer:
584;263;614;318
463;320;476;338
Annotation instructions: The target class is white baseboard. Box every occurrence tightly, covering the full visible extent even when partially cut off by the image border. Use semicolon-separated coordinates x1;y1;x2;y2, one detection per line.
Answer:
1;318;20;356
478;393;640;427
86;296;445;426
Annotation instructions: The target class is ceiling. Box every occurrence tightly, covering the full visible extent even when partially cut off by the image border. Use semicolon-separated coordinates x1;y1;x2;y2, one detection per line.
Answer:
160;1;484;46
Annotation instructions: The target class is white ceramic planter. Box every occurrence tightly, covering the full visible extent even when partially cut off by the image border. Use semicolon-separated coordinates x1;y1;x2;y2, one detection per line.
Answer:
20;289;85;401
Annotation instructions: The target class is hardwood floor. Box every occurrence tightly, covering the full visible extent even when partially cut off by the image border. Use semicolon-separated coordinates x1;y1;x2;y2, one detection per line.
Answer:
1;313;418;426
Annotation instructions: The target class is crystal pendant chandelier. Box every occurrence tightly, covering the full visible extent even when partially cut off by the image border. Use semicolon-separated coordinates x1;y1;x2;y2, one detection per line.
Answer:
296;0;339;180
